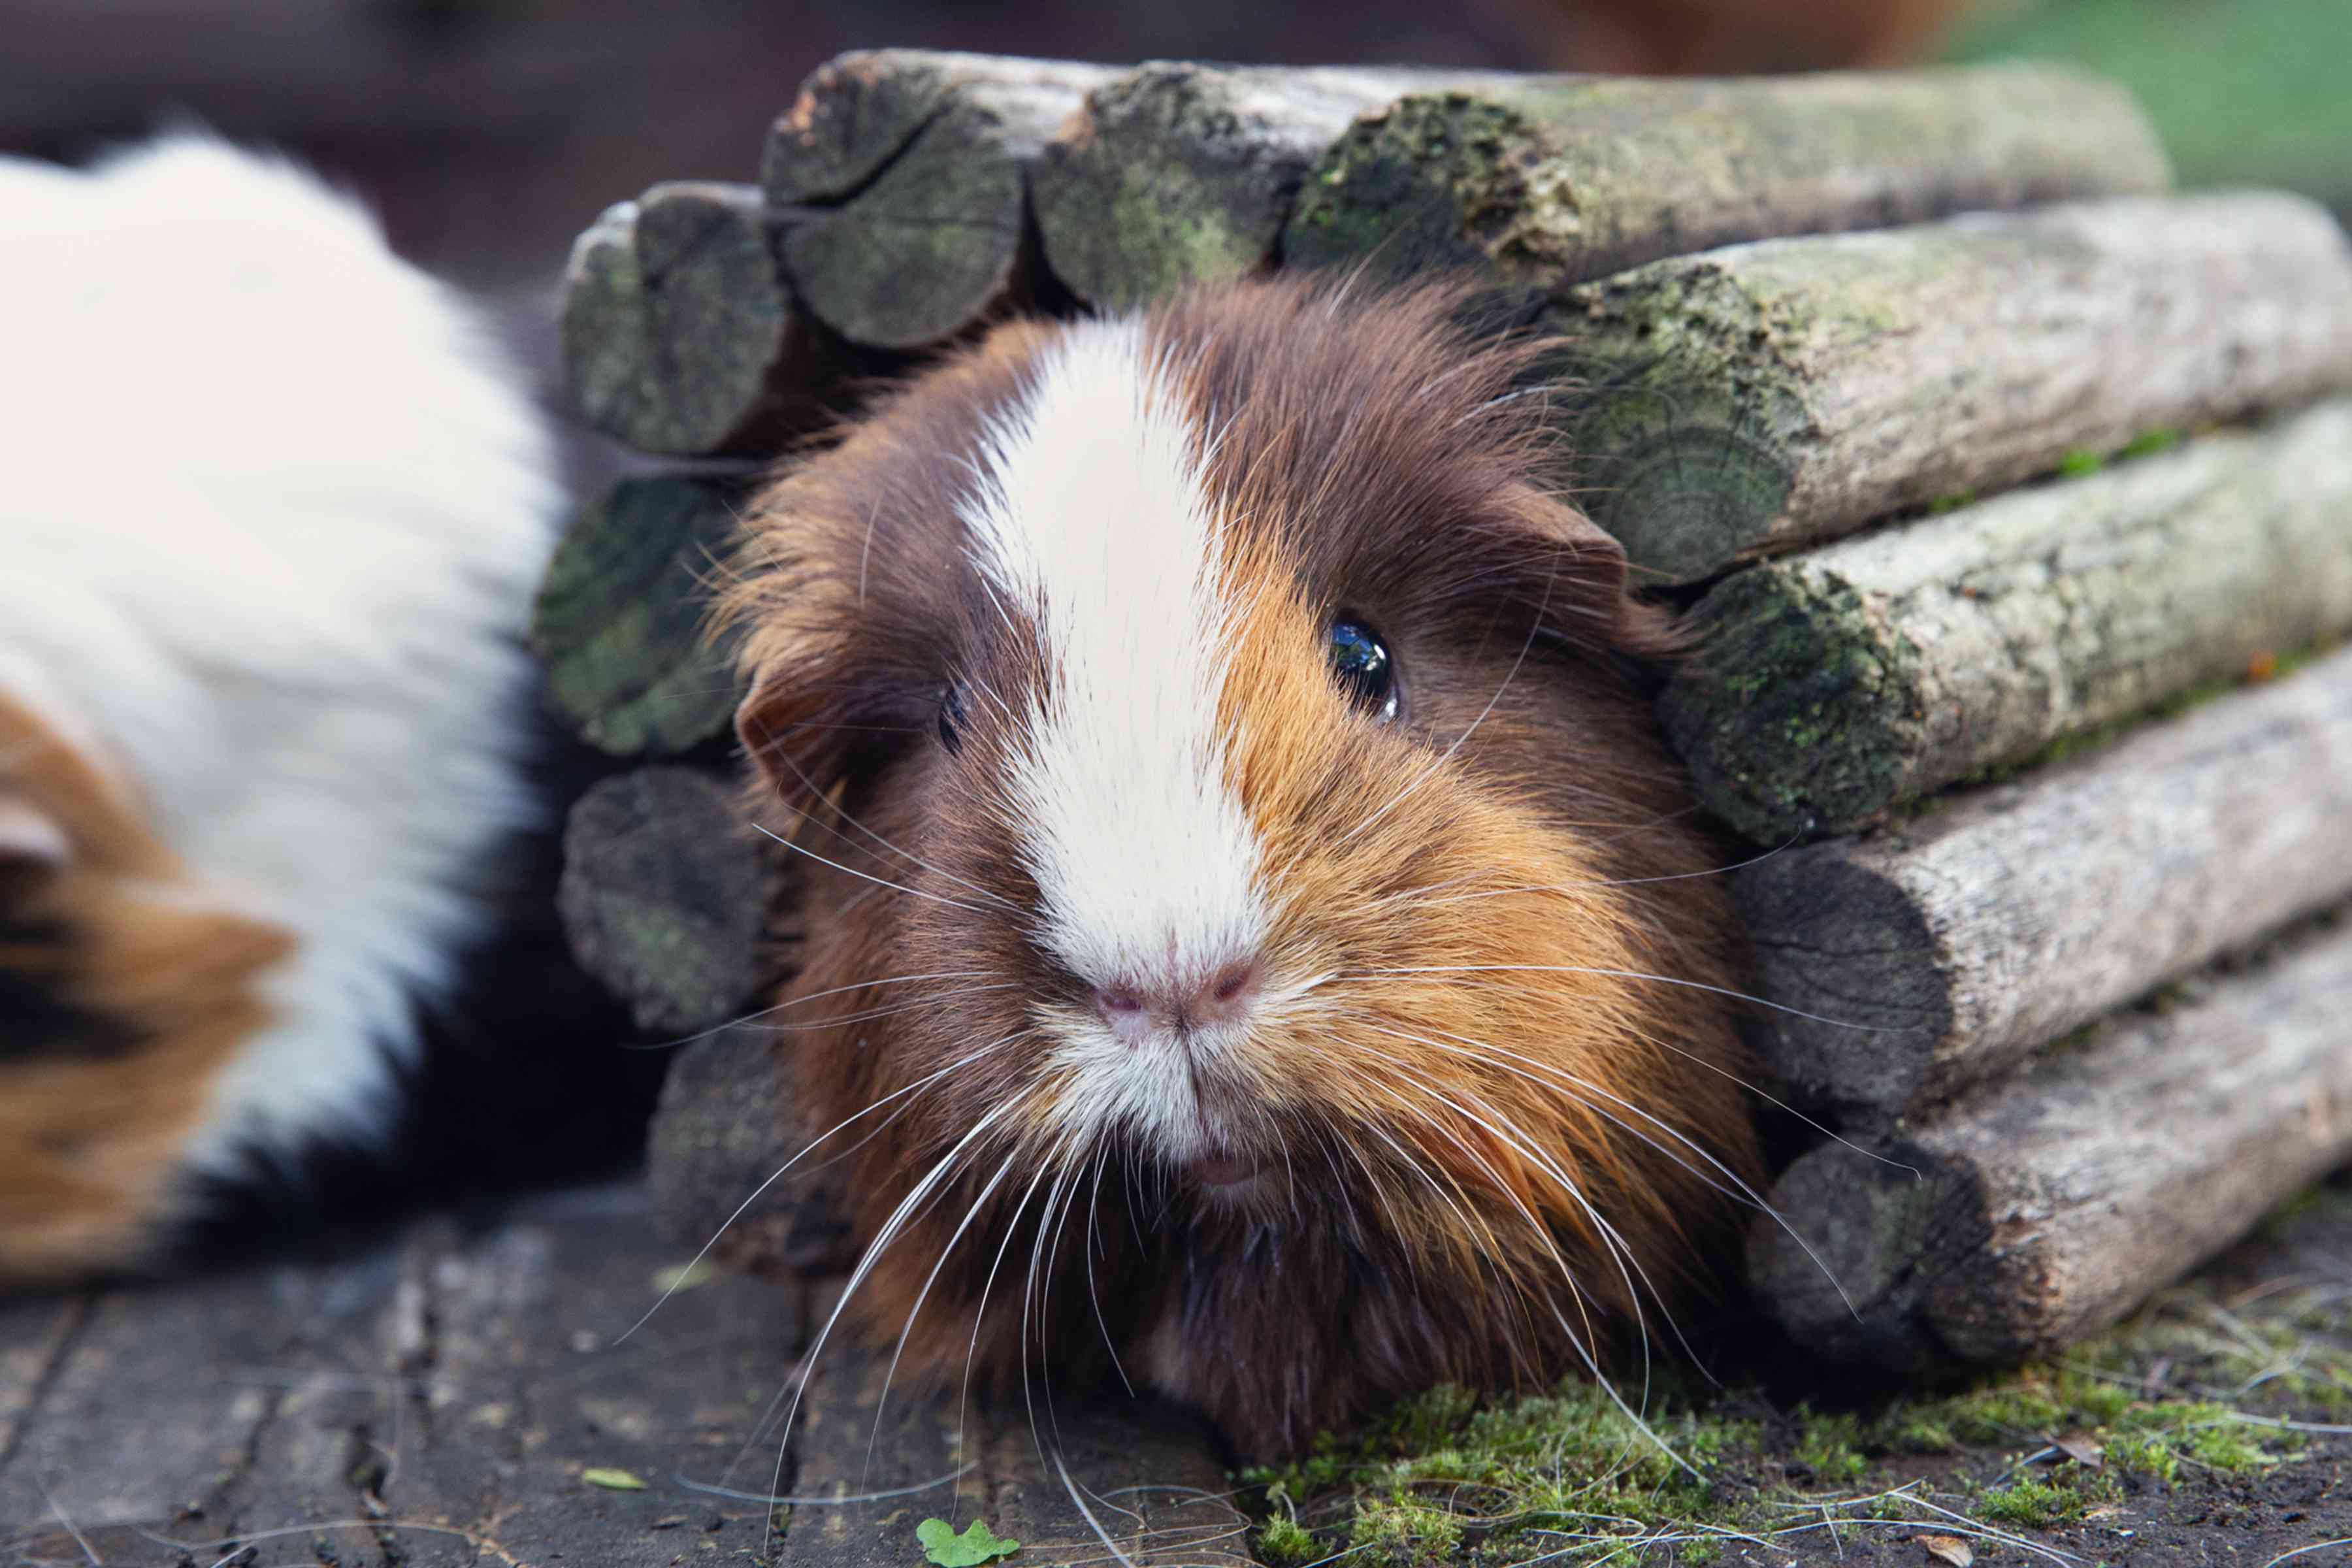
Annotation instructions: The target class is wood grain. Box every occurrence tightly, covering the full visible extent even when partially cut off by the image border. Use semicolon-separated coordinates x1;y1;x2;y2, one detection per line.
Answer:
1752;914;2352;1371
1735;644;2352;1124
1659;400;2352;841
1550;191;2352;583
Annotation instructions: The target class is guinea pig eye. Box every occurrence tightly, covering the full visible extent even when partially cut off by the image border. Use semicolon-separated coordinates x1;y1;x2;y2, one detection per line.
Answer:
1327;617;1399;723
937;682;968;754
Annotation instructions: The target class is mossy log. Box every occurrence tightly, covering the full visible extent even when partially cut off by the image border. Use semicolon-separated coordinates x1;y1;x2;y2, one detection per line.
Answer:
1659;400;2352;842
556;766;783;1036
764;51;1120;350
529;474;746;759
1282;63;2168;287
1547;191;2352;583
1750;912;2352;1373
1032;62;1503;309
559;182;828;457
1734;644;2352;1125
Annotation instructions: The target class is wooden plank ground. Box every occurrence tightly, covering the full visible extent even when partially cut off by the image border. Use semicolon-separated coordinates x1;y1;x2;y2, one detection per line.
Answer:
0;1184;1245;1568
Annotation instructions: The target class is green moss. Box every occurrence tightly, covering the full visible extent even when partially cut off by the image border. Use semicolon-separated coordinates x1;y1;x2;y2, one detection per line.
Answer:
1792;1411;1870;1484
1256;1514;1318;1563
1975;1476;2089;1527
1661;563;1924;840
2057;447;2106;478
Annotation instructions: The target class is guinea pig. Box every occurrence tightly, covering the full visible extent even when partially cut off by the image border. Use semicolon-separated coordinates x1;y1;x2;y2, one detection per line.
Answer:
0;134;646;1280
724;274;1763;1454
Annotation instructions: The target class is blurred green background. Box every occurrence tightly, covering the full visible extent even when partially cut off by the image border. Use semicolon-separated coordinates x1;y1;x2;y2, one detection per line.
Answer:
1953;0;2350;223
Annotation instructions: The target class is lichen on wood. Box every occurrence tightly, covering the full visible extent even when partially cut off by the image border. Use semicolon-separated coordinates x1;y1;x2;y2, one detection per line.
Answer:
1544;191;2352;582
555;766;777;1036
559;182;821;457
529;474;745;759
1032;62;1501;309
1282;63;2170;286
1661;400;2352;841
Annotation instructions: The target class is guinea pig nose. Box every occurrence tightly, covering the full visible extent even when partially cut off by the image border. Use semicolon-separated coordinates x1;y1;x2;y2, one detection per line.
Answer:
1091;959;1261;1039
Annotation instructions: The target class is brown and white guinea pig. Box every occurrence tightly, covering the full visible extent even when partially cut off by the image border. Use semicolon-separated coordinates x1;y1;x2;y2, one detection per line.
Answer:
723;274;1764;1454
0;135;647;1281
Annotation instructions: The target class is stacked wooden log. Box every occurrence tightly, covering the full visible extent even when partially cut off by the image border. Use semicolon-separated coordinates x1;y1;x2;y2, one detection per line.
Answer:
540;48;2352;1386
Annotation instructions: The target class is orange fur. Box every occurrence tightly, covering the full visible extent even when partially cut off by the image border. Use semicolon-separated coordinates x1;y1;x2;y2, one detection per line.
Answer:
0;694;292;1279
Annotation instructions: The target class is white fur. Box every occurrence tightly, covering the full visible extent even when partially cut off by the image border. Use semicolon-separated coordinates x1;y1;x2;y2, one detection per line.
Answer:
0;135;563;1170
956;321;1271;1157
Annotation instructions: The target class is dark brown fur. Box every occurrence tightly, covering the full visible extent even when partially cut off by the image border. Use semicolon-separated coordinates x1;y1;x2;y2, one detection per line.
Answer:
727;275;1761;1454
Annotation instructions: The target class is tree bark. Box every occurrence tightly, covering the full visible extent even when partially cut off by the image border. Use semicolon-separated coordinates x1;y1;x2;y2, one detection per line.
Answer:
1032;61;1505;309
529;474;747;759
559;182;830;457
1546;191;2352;583
1750;913;2352;1373
763;51;1120;350
1659;401;2352;842
1733;644;2352;1125
557;767;783;1036
1282;63;2168;287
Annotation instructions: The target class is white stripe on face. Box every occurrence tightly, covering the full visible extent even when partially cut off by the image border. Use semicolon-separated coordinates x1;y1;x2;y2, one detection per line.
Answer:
956;320;1271;1145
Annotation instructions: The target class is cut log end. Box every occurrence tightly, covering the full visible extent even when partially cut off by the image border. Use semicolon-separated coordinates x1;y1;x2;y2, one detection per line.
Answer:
1659;563;1923;843
1283;91;1534;281
649;1022;857;1279
555;767;777;1037
1036;64;1328;309
761;51;956;206
1733;843;1952;1116
1591;425;1801;587
529;475;746;759
1748;1137;1985;1374
774;56;1119;350
779;108;1028;350
559;183;813;457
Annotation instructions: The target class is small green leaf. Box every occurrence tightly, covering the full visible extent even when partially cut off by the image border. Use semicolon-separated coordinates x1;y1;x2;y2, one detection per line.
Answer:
917;1516;1021;1565
582;1467;649;1491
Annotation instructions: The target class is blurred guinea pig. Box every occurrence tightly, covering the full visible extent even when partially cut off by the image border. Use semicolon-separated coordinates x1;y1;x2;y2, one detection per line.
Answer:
725;275;1764;1454
0;135;646;1280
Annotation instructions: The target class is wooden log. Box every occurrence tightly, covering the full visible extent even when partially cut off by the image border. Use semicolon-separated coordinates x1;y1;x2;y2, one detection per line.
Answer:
1282;63;2169;286
1734;644;2352;1124
1032;62;1503;310
530;474;746;759
764;52;1121;350
559;182;830;457
650;1023;860;1282
557;766;783;1036
1546;191;2352;583
1659;400;2352;843
1750;911;2352;1373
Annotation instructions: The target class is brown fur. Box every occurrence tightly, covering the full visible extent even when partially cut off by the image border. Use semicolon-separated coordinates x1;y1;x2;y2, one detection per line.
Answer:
725;275;1761;1454
0;694;292;1279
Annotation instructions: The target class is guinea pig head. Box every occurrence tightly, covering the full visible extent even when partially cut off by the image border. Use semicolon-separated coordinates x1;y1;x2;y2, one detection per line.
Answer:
728;276;1760;1453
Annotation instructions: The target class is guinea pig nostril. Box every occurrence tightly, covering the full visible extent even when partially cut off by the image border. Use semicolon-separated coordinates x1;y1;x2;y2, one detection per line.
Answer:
1096;985;1146;1016
1209;964;1254;1004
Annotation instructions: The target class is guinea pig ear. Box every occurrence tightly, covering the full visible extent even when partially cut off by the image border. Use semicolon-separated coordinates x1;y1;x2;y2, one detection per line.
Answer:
0;794;73;906
1492;483;1679;659
734;671;854;842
